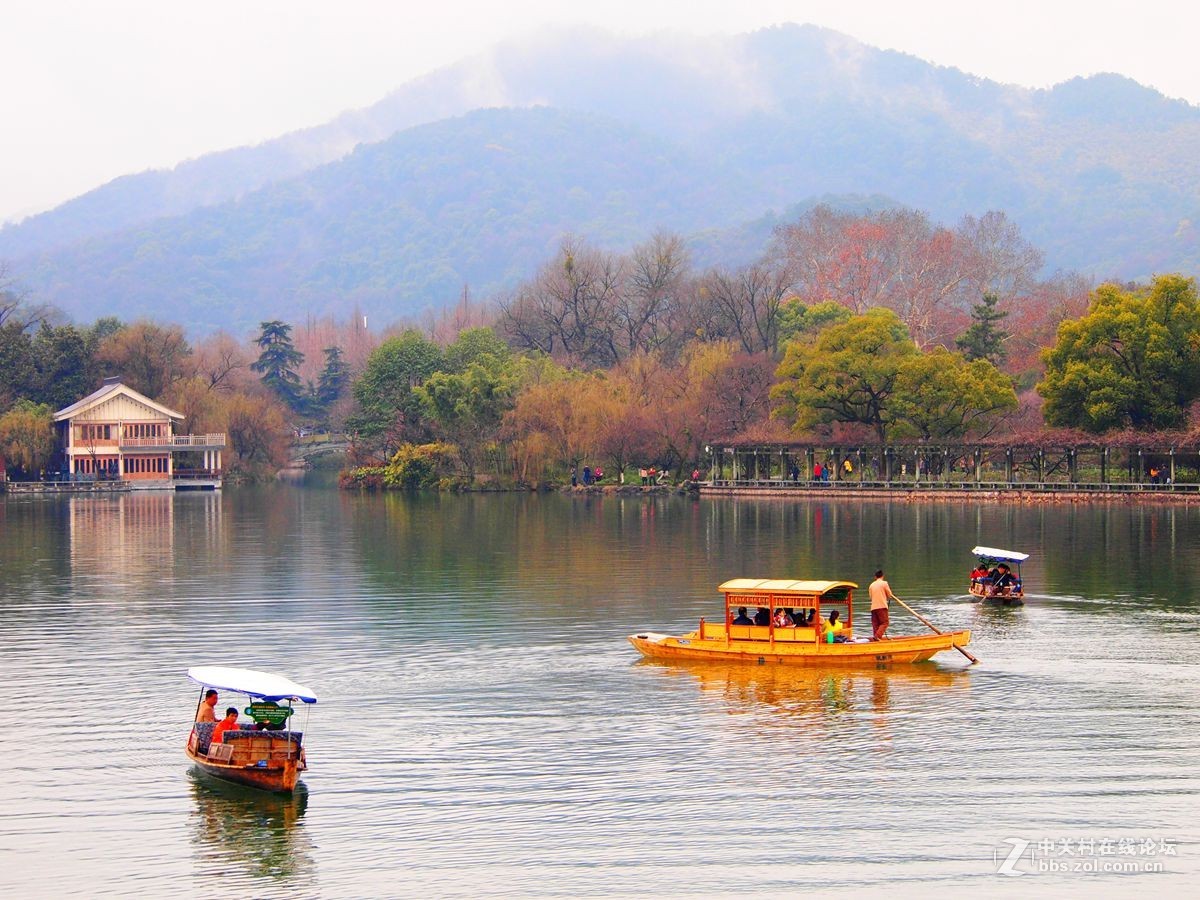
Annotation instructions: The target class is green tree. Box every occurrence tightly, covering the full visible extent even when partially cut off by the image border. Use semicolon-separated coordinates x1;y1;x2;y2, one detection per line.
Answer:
772;308;915;441
251;321;305;413
313;346;351;417
955;293;1009;365
415;352;521;476
777;299;853;346
892;348;1018;439
0;399;55;476
347;330;445;456
32;324;98;411
1038;275;1200;432
444;327;510;373
0;321;36;408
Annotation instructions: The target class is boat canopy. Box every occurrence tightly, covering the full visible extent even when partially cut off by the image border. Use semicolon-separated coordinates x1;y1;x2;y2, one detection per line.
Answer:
187;666;317;704
718;579;858;598
970;546;1030;563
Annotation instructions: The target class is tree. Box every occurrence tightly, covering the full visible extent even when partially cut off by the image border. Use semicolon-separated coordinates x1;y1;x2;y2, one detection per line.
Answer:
617;232;691;358
499;237;624;367
501;370;606;473
0;399;55;476
777;299;853;346
0;321;36;409
772;309;917;442
694;263;789;354
33;323;101;410
251;321;305;412
315;346;351;409
347;331;444;457
955;293;1010;365
95;320;191;399
415;353;520;476
224;392;290;473
192;331;251;392
443;327;510;374
892;349;1018;439
1038;275;1200;432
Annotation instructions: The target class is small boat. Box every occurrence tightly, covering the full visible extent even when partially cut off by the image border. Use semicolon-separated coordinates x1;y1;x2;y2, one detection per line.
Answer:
967;546;1029;605
628;579;972;667
185;666;316;793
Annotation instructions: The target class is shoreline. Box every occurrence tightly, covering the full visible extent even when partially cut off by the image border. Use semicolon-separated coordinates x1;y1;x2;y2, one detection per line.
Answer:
699;483;1200;504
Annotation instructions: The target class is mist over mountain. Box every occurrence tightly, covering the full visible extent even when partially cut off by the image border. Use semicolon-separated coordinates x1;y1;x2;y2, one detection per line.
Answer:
2;23;1198;334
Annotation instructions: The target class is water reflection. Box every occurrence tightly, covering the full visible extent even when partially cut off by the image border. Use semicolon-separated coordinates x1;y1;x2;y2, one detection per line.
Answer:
637;659;970;724
187;771;314;885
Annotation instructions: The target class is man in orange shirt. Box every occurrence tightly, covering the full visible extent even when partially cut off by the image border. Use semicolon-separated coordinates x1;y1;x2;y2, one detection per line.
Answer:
210;707;241;747
869;570;897;641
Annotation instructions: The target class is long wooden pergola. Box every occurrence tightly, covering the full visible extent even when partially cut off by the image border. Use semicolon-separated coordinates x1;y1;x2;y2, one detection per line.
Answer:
706;442;1200;491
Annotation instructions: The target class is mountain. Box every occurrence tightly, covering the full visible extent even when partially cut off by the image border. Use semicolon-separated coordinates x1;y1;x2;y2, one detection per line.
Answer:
2;24;1198;333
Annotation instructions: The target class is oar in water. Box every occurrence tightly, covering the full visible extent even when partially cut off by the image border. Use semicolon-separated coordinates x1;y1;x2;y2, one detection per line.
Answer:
893;597;980;665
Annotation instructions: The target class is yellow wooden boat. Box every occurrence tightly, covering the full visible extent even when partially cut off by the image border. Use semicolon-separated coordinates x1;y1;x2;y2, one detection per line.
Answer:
628;579;972;666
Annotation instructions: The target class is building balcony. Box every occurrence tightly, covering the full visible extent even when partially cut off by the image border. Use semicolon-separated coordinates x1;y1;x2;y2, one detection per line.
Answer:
118;433;227;451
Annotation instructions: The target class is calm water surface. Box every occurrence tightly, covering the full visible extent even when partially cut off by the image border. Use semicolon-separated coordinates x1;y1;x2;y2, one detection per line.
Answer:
1;485;1198;897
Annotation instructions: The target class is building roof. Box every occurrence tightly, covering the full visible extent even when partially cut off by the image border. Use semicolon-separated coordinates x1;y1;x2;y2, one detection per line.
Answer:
53;379;184;423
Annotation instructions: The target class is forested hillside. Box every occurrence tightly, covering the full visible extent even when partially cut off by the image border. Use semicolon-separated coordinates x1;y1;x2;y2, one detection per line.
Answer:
2;23;1197;333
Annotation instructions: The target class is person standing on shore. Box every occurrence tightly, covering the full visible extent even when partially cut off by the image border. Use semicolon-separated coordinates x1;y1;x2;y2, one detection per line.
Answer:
869;570;896;641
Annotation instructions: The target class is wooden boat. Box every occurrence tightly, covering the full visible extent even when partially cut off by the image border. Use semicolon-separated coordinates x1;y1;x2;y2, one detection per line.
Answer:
628;579;972;667
185;666;316;793
967;546;1028;605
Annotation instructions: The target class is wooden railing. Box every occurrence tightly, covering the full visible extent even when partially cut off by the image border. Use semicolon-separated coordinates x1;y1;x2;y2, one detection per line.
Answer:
119;433;226;448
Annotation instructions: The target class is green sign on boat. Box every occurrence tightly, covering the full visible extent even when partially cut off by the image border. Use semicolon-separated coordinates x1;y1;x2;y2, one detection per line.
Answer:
245;701;293;725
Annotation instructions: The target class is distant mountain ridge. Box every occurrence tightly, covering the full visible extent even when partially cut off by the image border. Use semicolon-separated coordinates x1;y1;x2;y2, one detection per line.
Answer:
2;23;1198;333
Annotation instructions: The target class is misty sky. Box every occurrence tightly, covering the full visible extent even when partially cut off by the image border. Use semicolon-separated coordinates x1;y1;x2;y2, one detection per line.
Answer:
3;0;1197;224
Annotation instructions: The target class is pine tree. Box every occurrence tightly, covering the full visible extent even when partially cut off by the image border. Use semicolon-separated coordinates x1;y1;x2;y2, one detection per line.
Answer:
251;321;305;412
955;294;1009;365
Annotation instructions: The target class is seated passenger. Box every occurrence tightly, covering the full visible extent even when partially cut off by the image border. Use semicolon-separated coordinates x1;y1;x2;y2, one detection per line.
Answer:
773;608;793;627
991;564;1017;594
792;609;808;627
210;707;241;747
753;607;770;626
826;610;849;642
970;564;989;585
732;606;753;626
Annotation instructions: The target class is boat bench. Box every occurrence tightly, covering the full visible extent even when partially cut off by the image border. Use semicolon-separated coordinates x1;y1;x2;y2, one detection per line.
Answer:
215;731;304;767
222;729;302;747
724;625;821;642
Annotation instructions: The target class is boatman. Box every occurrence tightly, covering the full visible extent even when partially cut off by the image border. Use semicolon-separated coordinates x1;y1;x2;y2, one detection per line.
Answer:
869;570;896;641
196;689;218;722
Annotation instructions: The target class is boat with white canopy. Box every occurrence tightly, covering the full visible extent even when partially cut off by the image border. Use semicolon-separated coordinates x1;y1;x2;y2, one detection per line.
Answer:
968;546;1029;604
186;666;316;793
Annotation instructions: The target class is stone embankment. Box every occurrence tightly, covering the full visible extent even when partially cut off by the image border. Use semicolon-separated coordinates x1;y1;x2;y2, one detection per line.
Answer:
700;483;1200;504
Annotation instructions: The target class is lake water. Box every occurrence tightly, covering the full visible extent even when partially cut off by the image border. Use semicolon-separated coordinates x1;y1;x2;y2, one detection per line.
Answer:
1;485;1198;897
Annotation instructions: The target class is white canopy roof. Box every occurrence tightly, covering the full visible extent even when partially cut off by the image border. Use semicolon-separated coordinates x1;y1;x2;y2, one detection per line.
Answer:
187;666;317;703
971;546;1030;562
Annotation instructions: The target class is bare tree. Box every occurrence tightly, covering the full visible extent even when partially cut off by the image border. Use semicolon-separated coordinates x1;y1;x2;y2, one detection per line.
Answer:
695;262;789;355
499;237;625;367
617;232;691;358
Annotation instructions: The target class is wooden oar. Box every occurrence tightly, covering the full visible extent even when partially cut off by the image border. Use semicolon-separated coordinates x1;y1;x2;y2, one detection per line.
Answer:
894;597;980;665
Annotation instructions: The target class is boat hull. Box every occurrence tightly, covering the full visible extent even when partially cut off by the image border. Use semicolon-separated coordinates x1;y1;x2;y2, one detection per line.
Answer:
185;744;303;793
628;629;972;667
968;584;1024;605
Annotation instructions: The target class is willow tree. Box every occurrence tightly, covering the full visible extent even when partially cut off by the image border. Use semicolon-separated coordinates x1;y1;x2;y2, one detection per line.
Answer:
1038;275;1200;432
0;400;55;475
